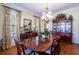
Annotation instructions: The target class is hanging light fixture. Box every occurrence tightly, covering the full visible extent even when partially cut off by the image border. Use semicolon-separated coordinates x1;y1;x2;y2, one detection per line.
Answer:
41;3;53;22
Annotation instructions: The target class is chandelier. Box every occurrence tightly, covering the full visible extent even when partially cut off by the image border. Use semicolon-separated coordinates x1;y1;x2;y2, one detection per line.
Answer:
41;3;53;22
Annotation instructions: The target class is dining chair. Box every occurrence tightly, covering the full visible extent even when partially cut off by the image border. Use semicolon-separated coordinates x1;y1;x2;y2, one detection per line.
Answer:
20;33;37;55
21;44;36;55
51;38;61;55
14;38;36;55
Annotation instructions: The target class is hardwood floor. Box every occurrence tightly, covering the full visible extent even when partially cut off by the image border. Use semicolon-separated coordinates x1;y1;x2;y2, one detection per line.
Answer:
0;42;79;55
0;46;17;55
60;42;79;55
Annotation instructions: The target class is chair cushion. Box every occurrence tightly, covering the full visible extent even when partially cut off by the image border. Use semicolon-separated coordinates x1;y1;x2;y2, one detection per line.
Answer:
24;48;33;55
45;47;55;55
45;48;51;54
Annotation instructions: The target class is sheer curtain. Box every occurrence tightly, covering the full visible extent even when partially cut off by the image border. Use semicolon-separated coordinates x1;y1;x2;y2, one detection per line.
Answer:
3;7;21;50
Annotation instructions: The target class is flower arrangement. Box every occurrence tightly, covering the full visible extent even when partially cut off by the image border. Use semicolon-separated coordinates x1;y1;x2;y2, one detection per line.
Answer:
39;30;50;42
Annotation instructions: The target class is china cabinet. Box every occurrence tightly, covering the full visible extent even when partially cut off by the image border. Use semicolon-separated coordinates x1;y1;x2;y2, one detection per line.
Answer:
52;14;73;43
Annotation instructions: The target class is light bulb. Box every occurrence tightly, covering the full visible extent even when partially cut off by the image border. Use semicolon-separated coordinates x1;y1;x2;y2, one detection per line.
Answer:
42;12;45;15
46;14;50;17
49;16;53;19
48;11;52;14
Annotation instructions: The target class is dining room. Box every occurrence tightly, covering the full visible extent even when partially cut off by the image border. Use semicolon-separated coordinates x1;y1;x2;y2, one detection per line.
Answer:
0;3;79;55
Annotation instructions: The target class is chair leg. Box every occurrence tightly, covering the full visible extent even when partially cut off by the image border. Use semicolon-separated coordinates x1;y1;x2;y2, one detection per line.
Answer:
51;46;53;55
57;44;61;54
17;46;21;55
18;51;21;55
21;44;26;55
33;51;36;55
56;43;61;55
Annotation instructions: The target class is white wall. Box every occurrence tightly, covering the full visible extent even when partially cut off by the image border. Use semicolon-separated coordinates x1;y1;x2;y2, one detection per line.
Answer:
52;6;79;44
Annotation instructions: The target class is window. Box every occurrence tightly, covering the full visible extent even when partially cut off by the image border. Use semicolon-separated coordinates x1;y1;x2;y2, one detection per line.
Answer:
10;9;17;41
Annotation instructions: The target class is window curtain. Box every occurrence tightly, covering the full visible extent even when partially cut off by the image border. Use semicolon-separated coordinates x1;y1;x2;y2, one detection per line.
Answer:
34;16;41;32
44;19;47;31
3;7;11;50
2;7;21;50
16;11;21;42
34;16;36;32
39;17;41;32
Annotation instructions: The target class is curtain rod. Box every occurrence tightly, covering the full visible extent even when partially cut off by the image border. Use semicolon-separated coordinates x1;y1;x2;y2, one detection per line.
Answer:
2;5;21;12
34;15;40;18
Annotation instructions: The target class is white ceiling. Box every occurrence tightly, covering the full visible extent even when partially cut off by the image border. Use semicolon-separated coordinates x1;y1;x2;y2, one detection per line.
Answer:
14;3;79;15
2;3;79;16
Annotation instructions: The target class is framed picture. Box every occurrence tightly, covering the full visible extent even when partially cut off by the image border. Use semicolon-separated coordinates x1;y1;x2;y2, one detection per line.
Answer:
23;18;32;31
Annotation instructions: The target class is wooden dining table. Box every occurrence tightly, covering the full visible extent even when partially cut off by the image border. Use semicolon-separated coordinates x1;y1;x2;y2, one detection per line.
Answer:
21;34;60;53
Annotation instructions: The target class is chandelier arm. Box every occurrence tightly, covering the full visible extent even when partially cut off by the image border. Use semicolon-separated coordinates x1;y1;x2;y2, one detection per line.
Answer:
41;3;52;21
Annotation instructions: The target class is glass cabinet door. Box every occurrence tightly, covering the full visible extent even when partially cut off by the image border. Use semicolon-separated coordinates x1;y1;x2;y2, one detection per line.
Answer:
52;23;57;32
66;22;71;33
60;22;65;32
57;23;60;32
